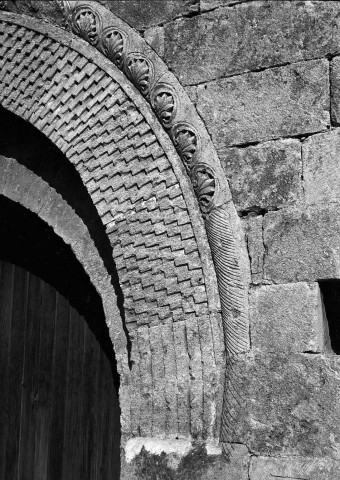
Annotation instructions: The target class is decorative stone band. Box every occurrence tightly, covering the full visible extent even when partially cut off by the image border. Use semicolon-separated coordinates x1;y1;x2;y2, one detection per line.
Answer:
57;0;249;338
57;0;250;445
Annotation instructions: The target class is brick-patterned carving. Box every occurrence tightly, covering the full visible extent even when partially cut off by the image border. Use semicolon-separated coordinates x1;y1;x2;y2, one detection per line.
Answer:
0;12;223;439
0;2;251;447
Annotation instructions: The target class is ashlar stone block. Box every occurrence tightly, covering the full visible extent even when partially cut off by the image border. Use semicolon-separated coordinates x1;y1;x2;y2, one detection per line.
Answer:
303;129;340;205
250;283;329;354
223;139;302;211
250;456;340;480
225;352;340;459
197;60;329;148
165;1;340;85
331;56;340;126
263;205;340;284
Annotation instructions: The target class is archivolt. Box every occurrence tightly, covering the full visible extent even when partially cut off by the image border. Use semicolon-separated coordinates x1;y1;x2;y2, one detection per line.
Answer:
0;155;124;364
0;3;249;444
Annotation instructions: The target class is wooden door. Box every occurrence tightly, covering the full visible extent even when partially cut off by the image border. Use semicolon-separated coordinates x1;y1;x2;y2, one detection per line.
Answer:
0;260;120;480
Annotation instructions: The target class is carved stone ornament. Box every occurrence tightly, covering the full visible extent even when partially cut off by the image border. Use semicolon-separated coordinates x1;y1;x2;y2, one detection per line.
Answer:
151;83;177;129
172;123;199;174
192;164;217;214
100;27;126;68
71;5;100;46
125;53;152;97
56;0;71;16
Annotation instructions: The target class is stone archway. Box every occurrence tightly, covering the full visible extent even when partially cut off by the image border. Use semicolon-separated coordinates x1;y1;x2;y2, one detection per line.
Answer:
0;0;250;467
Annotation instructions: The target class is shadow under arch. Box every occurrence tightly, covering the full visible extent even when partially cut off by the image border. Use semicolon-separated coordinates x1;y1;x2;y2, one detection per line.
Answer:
0;194;121;479
0;104;132;367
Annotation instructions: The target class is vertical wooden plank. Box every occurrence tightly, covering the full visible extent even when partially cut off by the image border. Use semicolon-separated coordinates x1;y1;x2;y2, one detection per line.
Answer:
0;261;14;480
109;365;121;479
62;307;85;480
33;280;56;480
94;350;106;480
17;269;42;480
47;291;70;480
83;324;100;479
100;354;112;480
102;353;120;479
4;265;28;479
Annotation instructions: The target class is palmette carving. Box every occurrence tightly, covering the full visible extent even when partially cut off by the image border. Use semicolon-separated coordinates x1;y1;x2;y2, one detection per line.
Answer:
72;6;100;46
125;54;151;96
192;164;216;214
172;123;198;174
151;84;176;129
100;28;125;68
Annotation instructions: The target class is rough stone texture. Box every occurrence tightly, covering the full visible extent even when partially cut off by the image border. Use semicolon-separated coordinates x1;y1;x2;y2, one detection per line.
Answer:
263;205;340;283
121;441;249;480
223;139;302;210
164;1;340;85
184;85;198;106
303;129;340;205
0;0;199;30
144;26;164;58
331;56;340;126
0;0;65;27
97;0;199;29
197;60;329;148
200;0;251;12
225;352;340;459
243;215;264;285
250;456;340;480
250;283;329;353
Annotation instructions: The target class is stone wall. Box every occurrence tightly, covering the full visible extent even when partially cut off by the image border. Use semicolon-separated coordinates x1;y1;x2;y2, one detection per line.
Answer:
1;0;340;478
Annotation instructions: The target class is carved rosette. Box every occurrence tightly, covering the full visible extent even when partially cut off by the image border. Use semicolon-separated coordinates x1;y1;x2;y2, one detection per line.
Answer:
172;123;199;174
192;164;217;214
151;83;177;129
100;27;126;68
125;54;153;97
71;5;100;46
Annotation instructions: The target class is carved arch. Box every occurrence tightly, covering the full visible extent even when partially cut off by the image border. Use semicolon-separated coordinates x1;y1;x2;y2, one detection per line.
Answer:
0;156;124;365
0;4;249;446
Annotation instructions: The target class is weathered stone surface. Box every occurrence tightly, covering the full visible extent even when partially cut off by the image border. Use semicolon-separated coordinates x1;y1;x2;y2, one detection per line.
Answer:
144;26;164;58
331;57;340;126
226;352;340;458
121;440;249;480
201;0;251;12
250;282;328;353
0;0;67;26
243;215;264;284
197;60;329;148
263;205;340;283
250;456;340;480
0;0;199;30
223;139;302;210
98;0;199;29
164;1;340;85
303;129;340;205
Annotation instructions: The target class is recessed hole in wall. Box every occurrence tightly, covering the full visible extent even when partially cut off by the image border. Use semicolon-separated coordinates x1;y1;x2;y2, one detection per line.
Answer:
319;280;340;354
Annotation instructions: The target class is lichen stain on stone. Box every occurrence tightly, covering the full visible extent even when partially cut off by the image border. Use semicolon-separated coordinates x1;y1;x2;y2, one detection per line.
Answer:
132;444;224;480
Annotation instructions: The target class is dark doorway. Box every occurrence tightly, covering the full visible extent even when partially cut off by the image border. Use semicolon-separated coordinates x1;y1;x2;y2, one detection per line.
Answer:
0;196;120;479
